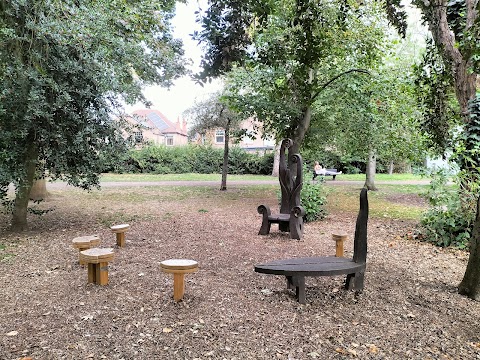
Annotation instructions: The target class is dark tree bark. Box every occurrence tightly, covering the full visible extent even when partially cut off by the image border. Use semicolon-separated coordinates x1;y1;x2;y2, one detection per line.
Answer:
11;142;37;231
220;119;232;191
459;196;480;300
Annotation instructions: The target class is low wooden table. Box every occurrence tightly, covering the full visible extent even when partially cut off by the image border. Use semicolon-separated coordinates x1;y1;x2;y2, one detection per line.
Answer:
72;235;101;265
111;224;129;247
160;259;198;302
80;248;115;285
255;256;365;304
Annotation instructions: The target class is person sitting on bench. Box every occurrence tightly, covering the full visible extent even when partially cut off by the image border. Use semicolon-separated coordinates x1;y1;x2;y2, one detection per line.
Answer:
313;161;342;180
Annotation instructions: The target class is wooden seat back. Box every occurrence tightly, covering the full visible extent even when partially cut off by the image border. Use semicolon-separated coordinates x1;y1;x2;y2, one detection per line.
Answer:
353;188;369;264
278;138;303;215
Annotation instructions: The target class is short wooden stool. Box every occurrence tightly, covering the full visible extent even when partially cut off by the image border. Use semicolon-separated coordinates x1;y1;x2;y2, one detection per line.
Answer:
72;235;101;265
79;248;114;285
332;232;348;257
160;259;198;302
111;224;129;247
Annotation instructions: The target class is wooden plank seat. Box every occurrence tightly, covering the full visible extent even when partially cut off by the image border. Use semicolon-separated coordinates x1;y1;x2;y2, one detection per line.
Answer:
111;224;129;247
257;138;305;240
255;188;368;304
80;248;115;285
160;259;198;302
72;235;101;265
258;205;305;240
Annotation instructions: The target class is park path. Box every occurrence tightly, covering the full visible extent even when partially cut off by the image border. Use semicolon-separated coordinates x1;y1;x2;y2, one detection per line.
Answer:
46;178;431;190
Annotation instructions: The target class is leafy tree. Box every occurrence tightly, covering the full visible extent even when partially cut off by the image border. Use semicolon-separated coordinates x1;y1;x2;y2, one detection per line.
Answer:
184;91;245;190
409;0;480;299
0;0;185;230
195;0;392;157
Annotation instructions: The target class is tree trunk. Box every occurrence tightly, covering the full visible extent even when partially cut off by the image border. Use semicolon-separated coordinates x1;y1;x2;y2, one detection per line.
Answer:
428;0;477;118
459;196;480;300
291;106;313;156
11;143;38;231
220;120;231;191
364;148;378;191
30;178;49;201
272;142;281;177
388;160;394;175
422;0;479;300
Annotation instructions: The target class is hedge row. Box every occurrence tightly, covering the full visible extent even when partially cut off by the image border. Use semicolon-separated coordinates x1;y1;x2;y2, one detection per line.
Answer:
105;145;274;175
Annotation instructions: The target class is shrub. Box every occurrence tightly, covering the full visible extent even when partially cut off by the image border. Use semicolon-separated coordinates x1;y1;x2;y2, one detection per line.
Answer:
301;165;328;222
110;144;274;175
419;169;473;249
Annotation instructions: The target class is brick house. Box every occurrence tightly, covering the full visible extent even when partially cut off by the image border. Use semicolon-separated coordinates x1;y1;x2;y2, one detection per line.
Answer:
191;118;275;154
128;109;188;146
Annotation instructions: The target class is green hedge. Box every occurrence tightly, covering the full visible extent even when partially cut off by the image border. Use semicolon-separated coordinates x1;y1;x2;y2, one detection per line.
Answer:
105;144;274;175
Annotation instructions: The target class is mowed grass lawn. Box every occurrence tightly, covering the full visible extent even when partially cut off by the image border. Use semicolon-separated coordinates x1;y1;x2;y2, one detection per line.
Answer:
99;172;430;183
96;173;430;221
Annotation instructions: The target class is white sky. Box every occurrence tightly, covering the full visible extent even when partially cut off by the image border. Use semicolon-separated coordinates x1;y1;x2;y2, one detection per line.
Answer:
125;1;221;122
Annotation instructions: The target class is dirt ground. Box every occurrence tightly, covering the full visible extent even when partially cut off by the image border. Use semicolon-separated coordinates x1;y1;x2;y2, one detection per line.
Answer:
1;184;479;360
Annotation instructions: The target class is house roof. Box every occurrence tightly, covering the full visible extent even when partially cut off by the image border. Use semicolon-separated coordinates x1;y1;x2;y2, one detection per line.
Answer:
131;109;187;136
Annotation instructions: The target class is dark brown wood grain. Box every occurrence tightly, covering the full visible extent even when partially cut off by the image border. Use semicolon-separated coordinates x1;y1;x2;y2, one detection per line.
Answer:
255;188;369;303
257;139;305;239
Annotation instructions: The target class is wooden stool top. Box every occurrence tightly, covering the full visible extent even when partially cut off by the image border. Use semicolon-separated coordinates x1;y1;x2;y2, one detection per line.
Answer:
80;248;114;263
160;259;198;272
111;224;130;233
72;235;100;248
332;232;348;240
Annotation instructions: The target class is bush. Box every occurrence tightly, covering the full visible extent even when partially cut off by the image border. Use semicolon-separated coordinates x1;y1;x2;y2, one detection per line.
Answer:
301;165;328;222
110;144;274;175
419;169;473;249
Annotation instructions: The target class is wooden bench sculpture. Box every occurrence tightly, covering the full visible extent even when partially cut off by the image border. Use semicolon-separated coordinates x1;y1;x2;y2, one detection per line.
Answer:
257;138;305;240
255;188;368;304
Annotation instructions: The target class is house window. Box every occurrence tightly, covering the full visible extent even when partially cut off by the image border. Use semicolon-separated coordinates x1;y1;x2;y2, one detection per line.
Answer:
215;130;225;144
165;135;174;146
133;131;143;143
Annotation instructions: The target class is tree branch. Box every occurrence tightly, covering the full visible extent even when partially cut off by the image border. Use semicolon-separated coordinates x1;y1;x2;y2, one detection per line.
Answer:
311;68;370;101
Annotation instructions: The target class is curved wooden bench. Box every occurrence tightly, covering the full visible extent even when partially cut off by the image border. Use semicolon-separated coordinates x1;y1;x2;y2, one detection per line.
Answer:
255;188;368;303
160;259;198;302
80;248;115;285
111;224;129;247
72;235;101;265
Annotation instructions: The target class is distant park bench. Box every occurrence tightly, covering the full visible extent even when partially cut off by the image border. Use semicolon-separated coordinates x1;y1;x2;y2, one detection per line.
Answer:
255;188;369;304
314;168;340;180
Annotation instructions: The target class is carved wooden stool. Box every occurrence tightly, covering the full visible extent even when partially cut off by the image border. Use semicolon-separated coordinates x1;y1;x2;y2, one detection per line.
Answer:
111;224;129;247
72;235;101;265
79;248;114;285
160;259;198;301
332;232;348;257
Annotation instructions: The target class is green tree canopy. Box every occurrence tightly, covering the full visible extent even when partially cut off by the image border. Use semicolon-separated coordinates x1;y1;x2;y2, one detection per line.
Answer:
0;0;186;230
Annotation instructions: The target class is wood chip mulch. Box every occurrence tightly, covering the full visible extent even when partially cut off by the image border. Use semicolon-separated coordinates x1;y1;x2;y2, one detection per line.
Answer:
0;184;479;360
